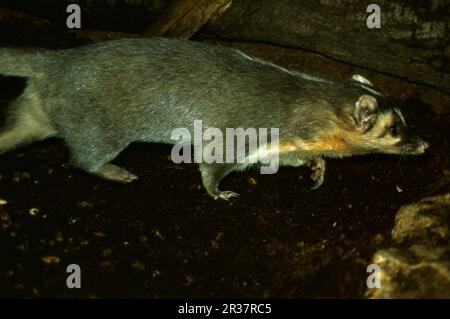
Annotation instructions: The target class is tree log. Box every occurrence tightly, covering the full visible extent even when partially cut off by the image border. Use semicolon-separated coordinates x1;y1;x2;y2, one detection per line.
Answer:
144;0;232;38
200;0;450;93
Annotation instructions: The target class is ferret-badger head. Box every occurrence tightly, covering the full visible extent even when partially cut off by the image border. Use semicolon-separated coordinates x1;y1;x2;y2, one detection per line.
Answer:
285;75;429;159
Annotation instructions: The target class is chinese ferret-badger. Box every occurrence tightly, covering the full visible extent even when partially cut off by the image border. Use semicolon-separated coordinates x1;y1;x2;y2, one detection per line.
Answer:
0;38;428;200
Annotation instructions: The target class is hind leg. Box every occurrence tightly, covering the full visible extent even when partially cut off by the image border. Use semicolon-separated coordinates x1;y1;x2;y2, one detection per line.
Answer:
93;163;138;183
0;93;57;154
67;138;137;183
199;163;239;200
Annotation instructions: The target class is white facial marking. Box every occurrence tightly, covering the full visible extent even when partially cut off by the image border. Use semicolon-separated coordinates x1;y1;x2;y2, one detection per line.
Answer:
352;74;373;86
359;84;383;96
394;107;407;125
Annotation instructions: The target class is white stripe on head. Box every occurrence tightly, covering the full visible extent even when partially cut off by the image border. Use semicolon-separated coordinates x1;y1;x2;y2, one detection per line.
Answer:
352;74;373;86
236;49;330;83
394;107;407;125
359;84;383;96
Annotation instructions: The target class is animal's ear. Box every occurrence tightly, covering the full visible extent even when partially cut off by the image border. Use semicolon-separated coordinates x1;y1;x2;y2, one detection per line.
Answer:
354;95;378;130
351;74;373;87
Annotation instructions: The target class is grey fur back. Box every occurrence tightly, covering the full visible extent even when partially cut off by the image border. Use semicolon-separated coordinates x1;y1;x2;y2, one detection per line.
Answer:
3;38;365;147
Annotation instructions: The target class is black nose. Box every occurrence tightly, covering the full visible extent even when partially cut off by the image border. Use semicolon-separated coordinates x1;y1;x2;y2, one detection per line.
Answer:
409;133;429;154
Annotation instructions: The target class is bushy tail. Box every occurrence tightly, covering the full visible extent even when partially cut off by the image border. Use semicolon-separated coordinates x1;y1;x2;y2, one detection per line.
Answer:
0;47;50;78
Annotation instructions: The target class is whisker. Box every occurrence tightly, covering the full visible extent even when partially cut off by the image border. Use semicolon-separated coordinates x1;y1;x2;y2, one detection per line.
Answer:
427;147;439;162
397;151;403;166
398;149;406;178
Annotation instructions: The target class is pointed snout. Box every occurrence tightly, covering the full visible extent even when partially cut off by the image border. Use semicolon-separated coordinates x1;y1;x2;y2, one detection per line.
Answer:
407;134;429;155
398;132;429;155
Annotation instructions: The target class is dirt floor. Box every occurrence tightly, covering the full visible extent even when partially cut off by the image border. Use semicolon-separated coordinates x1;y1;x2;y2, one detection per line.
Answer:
0;39;449;298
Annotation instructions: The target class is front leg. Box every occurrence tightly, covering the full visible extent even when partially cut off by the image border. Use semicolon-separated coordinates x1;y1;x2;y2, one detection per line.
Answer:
199;163;240;201
306;157;326;190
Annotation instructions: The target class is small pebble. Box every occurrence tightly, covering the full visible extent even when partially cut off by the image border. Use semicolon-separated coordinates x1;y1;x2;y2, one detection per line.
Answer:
41;256;60;264
29;208;40;216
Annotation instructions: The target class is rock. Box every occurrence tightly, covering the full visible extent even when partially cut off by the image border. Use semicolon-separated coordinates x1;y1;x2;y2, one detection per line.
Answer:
366;248;450;298
366;193;450;298
392;193;450;245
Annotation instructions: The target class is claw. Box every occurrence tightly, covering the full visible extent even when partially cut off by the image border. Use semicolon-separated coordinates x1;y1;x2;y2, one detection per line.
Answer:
307;157;326;190
213;191;240;201
310;178;324;190
94;164;138;183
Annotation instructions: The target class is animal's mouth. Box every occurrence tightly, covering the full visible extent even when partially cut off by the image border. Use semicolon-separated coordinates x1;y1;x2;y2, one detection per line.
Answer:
401;140;429;155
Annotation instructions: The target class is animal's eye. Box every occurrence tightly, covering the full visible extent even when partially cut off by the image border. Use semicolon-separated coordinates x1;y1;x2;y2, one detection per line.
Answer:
389;125;398;136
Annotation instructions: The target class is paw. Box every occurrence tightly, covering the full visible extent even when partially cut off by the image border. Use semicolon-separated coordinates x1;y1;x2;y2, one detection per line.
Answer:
310;171;324;190
115;170;138;183
308;157;326;190
213;191;240;201
96;164;138;183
